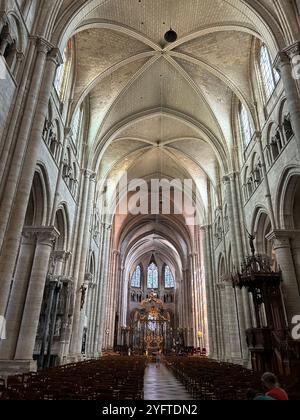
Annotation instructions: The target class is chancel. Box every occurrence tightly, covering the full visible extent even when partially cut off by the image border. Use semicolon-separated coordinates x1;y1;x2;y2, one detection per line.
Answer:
0;0;300;401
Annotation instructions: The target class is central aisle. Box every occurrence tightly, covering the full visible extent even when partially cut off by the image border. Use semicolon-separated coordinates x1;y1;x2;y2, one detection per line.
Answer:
144;363;193;400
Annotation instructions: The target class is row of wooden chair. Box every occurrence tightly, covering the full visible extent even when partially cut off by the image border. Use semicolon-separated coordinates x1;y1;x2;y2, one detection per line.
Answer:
165;357;260;400
0;356;147;400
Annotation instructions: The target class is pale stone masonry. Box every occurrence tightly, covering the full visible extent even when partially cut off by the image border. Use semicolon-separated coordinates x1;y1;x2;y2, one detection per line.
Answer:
0;0;299;376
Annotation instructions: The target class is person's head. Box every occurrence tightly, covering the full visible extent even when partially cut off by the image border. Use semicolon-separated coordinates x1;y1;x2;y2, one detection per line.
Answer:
261;372;279;390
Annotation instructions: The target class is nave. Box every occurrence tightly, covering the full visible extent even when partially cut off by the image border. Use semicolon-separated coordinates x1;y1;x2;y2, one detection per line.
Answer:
1;355;299;401
1;0;300;398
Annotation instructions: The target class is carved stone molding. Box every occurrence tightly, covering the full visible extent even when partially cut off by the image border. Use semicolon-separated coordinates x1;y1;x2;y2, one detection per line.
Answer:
283;41;300;59
31;37;54;55
23;226;59;246
266;230;300;249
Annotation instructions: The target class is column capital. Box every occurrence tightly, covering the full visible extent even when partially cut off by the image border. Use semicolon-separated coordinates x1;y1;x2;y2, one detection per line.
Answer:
283;41;300;59
29;37;54;55
23;226;60;246
22;227;37;243
266;229;300;249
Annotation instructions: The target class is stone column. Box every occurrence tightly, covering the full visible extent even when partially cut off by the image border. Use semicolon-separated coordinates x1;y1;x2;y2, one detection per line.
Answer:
190;252;200;347
216;282;228;361
0;43;62;320
201;225;218;358
110;251;121;349
223;175;249;362
69;171;96;358
93;223;108;355
267;230;300;321
0;228;36;359
105;250;120;350
116;265;125;347
97;224;112;353
230;173;252;337
223;282;242;362
103;250;115;350
182;267;190;346
85;277;97;358
216;281;227;360
275;45;300;154
14;227;59;361
196;228;207;349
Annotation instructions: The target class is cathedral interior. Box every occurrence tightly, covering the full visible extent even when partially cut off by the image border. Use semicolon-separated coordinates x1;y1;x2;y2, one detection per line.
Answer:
0;0;300;400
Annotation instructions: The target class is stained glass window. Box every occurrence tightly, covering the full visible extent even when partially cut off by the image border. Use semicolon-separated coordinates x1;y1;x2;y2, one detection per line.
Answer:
147;263;158;289
131;265;141;288
164;265;175;288
260;45;279;101
239;103;253;147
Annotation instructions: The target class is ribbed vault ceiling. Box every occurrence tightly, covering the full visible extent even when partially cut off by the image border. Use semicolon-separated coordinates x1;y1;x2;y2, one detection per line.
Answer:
58;0;282;216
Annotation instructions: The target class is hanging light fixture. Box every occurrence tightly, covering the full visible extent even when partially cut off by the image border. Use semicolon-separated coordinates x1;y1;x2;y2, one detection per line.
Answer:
164;28;178;43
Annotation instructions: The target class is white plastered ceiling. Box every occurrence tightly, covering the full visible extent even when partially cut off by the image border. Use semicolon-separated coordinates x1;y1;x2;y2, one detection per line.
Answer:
65;0;279;215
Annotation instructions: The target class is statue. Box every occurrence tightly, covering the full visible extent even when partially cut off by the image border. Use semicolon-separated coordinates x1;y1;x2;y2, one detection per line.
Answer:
245;227;256;256
80;284;88;310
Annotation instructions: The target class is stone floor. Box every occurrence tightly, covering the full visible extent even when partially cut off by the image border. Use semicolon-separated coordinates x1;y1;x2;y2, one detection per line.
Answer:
144;363;193;400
